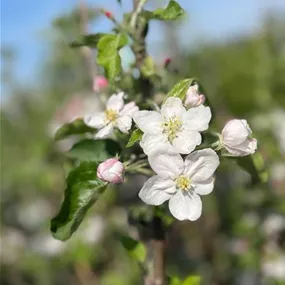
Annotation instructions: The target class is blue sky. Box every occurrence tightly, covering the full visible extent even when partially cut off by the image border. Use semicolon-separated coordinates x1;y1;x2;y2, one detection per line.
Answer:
1;0;285;86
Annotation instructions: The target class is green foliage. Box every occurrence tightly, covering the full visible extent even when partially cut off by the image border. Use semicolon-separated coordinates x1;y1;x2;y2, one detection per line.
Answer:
182;276;201;285
50;161;107;241
126;129;143;147
66;139;121;162
96;33;128;79
119;235;146;263
55;119;96;140
144;0;185;21
141;56;156;77
168;276;182;285
166;78;195;101
70;33;106;48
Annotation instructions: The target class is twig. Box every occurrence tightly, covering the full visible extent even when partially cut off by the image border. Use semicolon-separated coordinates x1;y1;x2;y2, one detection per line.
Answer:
130;0;149;30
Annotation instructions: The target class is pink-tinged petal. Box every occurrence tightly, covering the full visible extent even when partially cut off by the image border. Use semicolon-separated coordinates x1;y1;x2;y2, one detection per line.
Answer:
161;97;186;120
148;152;184;179
84;113;105;128
93;76;108;92
138;176;176;206
95;124;114;138
194;177;215;195
172;129;201;154
222;119;251;145
97;158;124;183
224;138;257;156
133;111;163;134
169;190;202;221
183;105;211;132
184;148;219;182
116;115;132;133
106;92;124;112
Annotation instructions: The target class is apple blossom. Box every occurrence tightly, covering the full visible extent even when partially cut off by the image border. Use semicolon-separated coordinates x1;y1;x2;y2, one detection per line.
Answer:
84;92;139;138
134;97;211;155
185;84;205;108
221;119;257;156
97;158;124;184
138;149;219;221
93;76;108;92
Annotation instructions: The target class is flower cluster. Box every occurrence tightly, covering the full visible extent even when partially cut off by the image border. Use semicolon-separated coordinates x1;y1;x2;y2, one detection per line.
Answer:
86;83;257;221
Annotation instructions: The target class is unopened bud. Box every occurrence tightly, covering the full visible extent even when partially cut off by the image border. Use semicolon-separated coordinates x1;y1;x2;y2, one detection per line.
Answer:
164;57;171;68
97;158;124;184
93;76;108;92
104;11;113;19
185;84;205;108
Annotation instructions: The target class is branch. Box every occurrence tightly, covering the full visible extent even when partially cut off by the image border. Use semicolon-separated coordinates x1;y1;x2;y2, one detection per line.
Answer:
130;0;148;30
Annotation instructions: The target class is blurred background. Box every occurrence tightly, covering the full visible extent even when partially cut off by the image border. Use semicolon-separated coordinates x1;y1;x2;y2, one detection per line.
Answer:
1;0;285;284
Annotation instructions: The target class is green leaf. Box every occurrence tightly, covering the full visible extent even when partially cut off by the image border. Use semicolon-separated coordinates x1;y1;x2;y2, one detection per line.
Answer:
70;33;106;48
96;33;128;79
66;139;121;162
141;56;156;77
50;161;107;241
126;129;143;147
119;235;146;263
55;119;96;141
182;276;201;285
165;78;195;101
168;276;182;285
144;0;185;21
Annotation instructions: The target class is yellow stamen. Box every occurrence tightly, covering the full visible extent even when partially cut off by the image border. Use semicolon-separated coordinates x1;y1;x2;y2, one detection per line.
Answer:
105;109;118;123
162;116;182;143
176;175;191;191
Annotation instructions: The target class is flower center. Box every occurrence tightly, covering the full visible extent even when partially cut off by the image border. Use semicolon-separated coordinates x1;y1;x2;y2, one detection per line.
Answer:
105;109;118;123
176;175;191;191
162;116;182;143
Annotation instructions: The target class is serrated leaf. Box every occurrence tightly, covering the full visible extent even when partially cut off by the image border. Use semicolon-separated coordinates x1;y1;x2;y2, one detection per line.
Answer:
126;129;143;147
70;33;106;48
55;119;96;141
119;235;146;263
182;276;201;285
144;0;185;21
66;139;121;162
96;33;128;79
50;161;107;241
165;78;195;101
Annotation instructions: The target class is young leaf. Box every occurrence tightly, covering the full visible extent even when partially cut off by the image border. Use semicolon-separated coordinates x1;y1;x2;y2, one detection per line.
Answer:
126;129;143;147
96;34;128;79
144;0;185;21
50;161;107;241
141;56;156;77
66;139;121;162
168;276;182;285
70;33;106;48
119;235;146;263
182;276;201;285
55;119;96;141
166;78;195;101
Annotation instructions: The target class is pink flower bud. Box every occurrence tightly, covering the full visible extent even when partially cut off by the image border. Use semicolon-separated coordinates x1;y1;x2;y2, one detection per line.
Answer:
221;119;257;156
97;158;124;184
185;84;205;108
104;11;113;19
164;57;171;68
93;76;108;93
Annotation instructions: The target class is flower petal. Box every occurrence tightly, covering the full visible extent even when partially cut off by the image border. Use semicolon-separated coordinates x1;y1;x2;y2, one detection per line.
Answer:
84;113;105;128
106;92;124;111
169;190;202;221
140;133;172;155
161;97;186;119
225;138;257;156
184;148;219;182
120;102;139;117
139;176;176;206
222;119;251;145
183;105;211;132
116;115;132;133
172;129;201;154
194;177;215;195
95;124;114;138
148;152;184;179
133;111;163;134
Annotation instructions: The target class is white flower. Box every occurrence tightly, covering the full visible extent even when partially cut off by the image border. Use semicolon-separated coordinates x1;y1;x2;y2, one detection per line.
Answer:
134;97;211;155
221;119;257;156
185;84;205;108
138;148;219;221
84;92;139;138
